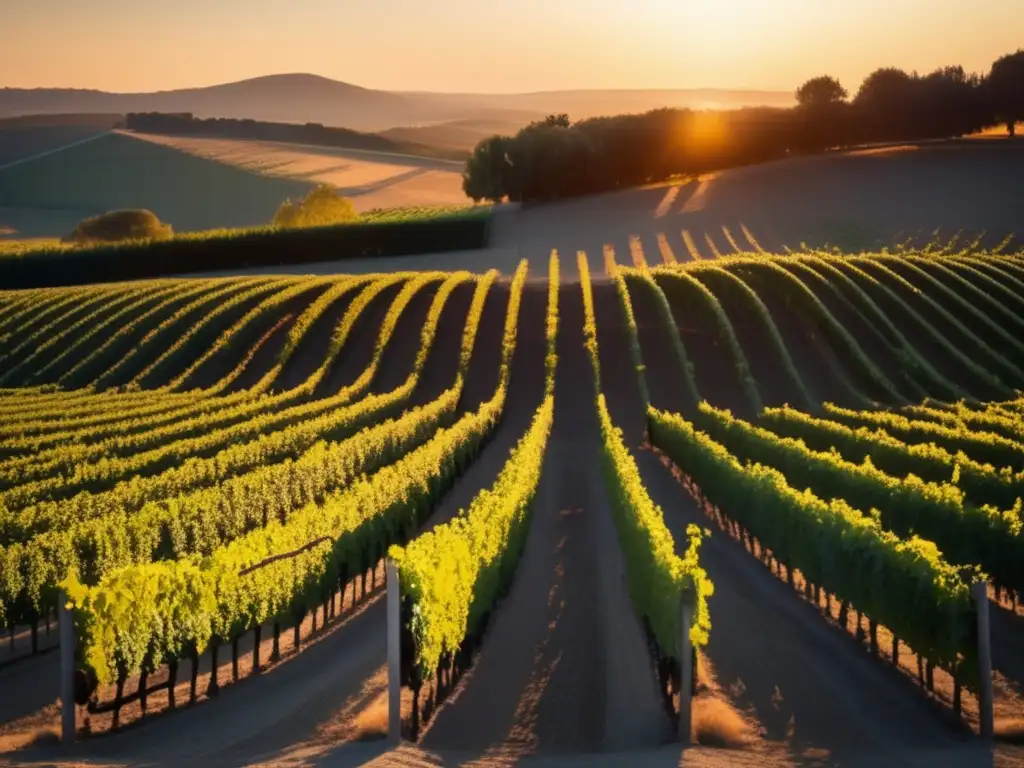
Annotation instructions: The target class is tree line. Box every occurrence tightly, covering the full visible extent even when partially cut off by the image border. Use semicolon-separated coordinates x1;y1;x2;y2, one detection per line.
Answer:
463;50;1024;204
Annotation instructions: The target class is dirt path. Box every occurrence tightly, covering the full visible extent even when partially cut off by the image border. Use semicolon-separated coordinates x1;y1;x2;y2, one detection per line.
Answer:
0;647;60;729
414;282;547;538
592;280;963;761
992;606;1024;700
422;283;669;756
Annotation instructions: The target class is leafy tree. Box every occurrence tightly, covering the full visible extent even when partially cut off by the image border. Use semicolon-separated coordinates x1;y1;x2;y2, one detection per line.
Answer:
854;67;916;108
989;50;1024;136
273;184;357;228
853;67;920;141
537;114;571;128
508;122;596;201
919;66;987;138
796;76;848;107
454;49;1018;205
462;136;514;203
64;209;173;245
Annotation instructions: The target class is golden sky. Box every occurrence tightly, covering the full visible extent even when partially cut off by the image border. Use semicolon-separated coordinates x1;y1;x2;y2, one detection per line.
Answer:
3;0;1021;93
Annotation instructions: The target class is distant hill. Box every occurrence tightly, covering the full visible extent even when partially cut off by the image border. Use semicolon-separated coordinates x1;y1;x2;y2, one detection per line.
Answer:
379;118;532;155
0;74;794;132
0;75;428;132
400;88;797;119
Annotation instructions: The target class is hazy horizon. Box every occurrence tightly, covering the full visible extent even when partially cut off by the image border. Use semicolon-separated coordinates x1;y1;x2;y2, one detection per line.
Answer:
3;0;1021;95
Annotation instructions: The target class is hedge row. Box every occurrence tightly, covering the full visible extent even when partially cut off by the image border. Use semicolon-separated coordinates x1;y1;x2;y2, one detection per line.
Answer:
0;214;492;289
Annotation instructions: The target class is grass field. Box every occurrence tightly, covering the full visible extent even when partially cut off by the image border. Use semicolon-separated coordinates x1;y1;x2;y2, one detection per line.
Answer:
0;132;314;238
0;124;114;168
1;244;1023;767
0;128;472;244
127;131;468;209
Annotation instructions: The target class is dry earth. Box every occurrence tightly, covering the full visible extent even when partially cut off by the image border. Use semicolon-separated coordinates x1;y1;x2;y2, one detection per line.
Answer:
186;140;1024;281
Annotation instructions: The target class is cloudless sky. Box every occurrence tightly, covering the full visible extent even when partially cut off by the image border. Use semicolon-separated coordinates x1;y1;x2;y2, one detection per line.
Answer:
2;0;1021;94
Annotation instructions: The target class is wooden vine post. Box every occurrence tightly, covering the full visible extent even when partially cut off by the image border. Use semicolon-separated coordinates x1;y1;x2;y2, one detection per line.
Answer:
387;558;402;744
678;595;693;744
972;582;994;740
58;590;76;743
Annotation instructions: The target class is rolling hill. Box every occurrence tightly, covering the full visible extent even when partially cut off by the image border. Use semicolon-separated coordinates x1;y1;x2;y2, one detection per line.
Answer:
0;74;793;132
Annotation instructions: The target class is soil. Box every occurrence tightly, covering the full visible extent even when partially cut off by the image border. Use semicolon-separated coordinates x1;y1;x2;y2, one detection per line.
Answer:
139;282;286;389
314;281;403;398
0;636;60;728
0;294;81;353
7;142;1024;767
273;281;363;392
985;258;1024;286
793;259;963;400
34;286;177;383
456;281;509;413
752;289;864;408
224;313;297;393
1;292;113;371
887;259;1024;376
60;284;211;389
406;281;474;408
185;288;327;391
0;296;40;336
5;286;168;385
954;259;1024;321
692;270;810;409
775;262;921;403
367;282;440;396
100;281;259;388
637;448;969;757
825;261;1002;401
422;283;669;756
627;278;696;417
852;260;1018;393
0;279;547;766
653;273;756;419
587;286;966;759
878;260;1024;380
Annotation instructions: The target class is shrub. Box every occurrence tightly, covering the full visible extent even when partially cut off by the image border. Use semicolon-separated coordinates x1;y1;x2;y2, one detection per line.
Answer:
64;209;173;245
273;184;358;229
